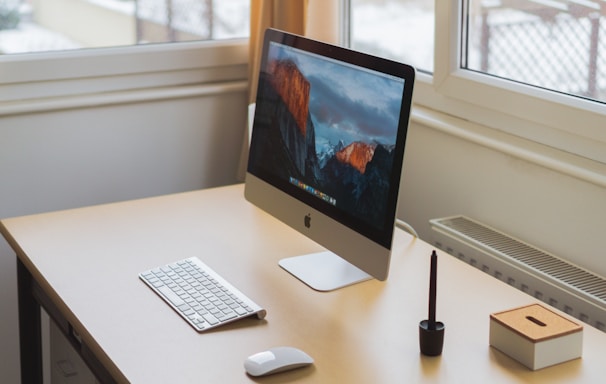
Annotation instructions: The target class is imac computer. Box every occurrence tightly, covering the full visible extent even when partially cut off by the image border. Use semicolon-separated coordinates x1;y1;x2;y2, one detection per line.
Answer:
245;29;415;291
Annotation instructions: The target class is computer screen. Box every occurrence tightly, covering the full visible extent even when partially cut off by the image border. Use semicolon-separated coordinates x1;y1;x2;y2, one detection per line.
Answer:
245;29;415;291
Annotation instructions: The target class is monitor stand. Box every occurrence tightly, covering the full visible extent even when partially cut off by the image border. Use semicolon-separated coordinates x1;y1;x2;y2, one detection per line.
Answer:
279;251;372;292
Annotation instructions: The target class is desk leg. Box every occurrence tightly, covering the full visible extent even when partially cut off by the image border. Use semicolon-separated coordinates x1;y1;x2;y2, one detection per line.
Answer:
17;258;43;384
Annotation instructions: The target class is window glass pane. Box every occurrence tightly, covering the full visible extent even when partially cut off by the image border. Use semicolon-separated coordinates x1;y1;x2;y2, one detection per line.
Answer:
350;0;434;73
0;0;249;55
463;0;606;103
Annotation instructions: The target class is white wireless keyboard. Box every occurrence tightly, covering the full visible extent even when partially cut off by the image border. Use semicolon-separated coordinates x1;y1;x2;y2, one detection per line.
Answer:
139;257;266;332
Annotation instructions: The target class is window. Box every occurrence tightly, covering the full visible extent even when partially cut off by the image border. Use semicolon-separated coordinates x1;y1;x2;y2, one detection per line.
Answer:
463;0;606;104
348;0;434;73
0;0;249;55
3;0;606;165
0;0;250;109
348;0;606;165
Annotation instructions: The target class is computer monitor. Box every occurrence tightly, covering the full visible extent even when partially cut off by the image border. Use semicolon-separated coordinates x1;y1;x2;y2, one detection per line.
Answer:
245;29;415;291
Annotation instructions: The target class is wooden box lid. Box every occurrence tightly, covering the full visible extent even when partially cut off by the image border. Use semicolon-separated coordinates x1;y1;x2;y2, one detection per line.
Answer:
490;303;582;343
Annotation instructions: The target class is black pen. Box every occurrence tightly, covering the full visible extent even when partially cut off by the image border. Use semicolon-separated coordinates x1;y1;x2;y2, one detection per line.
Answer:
428;250;437;330
419;249;445;356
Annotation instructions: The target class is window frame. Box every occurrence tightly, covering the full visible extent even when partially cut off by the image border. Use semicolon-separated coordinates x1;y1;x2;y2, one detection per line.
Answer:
425;0;606;164
0;38;249;116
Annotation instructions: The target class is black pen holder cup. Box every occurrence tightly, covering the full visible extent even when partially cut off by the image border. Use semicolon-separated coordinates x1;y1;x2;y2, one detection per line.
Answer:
419;320;445;356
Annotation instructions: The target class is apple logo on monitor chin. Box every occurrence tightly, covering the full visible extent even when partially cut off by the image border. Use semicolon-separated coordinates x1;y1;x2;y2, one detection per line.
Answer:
304;213;311;228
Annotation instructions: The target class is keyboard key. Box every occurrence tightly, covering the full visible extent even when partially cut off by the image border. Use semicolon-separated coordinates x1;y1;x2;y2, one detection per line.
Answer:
203;313;219;325
157;285;185;307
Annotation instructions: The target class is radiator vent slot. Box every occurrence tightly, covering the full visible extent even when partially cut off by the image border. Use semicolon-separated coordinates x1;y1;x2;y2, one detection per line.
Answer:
430;215;606;331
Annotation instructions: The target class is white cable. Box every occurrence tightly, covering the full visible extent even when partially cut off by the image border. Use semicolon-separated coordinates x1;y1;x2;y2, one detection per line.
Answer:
395;218;419;238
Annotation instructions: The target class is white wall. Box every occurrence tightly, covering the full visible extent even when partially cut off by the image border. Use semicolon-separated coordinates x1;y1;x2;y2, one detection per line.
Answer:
398;111;606;279
0;87;248;383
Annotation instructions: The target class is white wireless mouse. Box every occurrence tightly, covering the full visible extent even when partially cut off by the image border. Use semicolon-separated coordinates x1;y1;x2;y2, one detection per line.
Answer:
244;346;314;377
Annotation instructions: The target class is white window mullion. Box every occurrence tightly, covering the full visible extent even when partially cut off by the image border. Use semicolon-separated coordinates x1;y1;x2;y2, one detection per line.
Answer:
432;0;460;90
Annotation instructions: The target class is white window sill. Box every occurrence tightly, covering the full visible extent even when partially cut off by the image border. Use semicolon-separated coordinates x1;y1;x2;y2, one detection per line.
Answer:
410;105;606;189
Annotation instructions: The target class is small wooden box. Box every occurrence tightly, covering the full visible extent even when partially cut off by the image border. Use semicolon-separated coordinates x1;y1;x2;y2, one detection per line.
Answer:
489;303;583;370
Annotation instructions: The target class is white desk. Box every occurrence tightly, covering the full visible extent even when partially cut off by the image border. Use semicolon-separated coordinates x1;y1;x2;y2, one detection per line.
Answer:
2;184;605;383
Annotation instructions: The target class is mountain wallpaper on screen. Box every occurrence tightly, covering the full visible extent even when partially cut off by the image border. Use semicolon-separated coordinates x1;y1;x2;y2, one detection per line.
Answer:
251;56;399;230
